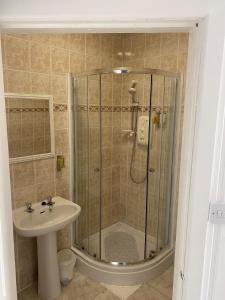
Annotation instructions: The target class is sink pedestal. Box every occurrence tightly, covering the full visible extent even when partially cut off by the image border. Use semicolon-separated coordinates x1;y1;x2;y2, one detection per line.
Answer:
37;232;61;300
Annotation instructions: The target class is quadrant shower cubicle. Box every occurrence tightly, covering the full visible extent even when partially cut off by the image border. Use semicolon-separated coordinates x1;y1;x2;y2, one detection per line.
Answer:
72;67;180;266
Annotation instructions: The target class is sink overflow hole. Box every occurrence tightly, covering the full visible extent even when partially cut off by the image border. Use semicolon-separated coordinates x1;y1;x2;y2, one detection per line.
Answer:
40;211;45;214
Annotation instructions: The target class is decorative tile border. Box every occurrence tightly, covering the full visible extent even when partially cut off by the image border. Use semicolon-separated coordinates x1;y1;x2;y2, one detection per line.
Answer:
76;105;167;113
6;104;68;113
6;107;49;113
53;104;68;112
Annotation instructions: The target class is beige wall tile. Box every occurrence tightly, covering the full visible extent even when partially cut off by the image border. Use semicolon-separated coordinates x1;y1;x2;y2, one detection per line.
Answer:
6;70;31;93
29;33;50;45
51;74;68;104
31;73;51;94
161;55;178;72
17;237;37;290
30;42;51;73
70;52;85;73
13;185;37;209
57;226;71;250
145;34;162;57
50;34;70;49
70;34;85;53
54;111;68;130
13;161;35;189
56;175;70;199
86;34;101;57
36;179;55;201
4;35;30;71
178;33;189;54
34;158;55;184
85;55;101;71
55;129;69;154
161;33;179;56
51;47;69;74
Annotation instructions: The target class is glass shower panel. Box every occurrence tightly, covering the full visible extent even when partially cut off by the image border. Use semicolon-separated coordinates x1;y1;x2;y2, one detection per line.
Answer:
87;75;101;259
157;77;177;250
73;69;180;265
145;74;165;259
145;75;177;258
74;76;89;250
74;75;101;259
100;73;121;262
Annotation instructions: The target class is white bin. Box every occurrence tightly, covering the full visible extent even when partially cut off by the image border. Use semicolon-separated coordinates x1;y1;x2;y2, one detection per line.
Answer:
58;249;76;286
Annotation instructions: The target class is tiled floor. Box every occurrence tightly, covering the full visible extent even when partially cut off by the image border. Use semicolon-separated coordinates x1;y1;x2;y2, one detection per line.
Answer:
18;266;173;300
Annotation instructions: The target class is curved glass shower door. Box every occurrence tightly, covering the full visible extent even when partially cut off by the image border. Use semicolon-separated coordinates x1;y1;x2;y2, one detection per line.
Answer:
145;75;178;259
74;74;101;259
73;68;179;265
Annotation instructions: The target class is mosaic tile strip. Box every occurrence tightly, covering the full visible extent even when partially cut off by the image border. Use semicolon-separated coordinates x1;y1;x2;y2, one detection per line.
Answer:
53;104;68;112
76;105;167;113
6;104;68;113
6;107;49;113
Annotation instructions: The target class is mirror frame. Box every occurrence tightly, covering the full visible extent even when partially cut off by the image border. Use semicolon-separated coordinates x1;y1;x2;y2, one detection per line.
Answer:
5;93;55;164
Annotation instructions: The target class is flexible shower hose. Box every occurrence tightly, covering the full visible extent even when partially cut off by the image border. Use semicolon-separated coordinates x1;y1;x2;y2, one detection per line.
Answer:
129;133;147;184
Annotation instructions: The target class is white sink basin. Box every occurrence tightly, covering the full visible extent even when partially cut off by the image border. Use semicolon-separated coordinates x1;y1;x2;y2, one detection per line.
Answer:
13;196;81;300
13;196;81;237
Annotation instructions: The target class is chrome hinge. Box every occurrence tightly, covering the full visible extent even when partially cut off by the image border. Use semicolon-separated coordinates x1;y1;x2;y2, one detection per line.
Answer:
209;202;225;224
180;271;185;281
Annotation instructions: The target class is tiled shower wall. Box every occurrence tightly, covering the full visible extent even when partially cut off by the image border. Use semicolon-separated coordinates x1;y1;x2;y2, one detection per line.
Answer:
1;33;123;291
120;33;189;236
1;33;188;291
76;33;189;248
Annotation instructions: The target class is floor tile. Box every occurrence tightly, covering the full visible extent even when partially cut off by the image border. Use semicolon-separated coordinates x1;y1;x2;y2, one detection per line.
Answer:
127;285;169;300
147;266;173;298
18;267;173;300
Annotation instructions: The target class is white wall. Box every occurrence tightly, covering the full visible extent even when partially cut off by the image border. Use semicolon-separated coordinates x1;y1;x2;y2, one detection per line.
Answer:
0;0;222;21
0;39;17;300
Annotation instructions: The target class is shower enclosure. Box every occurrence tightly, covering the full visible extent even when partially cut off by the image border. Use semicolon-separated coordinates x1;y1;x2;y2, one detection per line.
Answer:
70;67;181;284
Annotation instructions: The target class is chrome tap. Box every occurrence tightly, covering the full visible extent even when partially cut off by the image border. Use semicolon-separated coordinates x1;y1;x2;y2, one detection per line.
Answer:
25;202;34;213
46;196;55;211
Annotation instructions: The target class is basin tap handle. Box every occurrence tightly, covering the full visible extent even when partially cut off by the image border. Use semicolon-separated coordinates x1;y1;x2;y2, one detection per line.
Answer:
25;202;34;213
47;196;55;205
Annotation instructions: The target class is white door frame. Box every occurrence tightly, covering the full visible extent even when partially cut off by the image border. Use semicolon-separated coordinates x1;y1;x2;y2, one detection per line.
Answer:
172;19;207;300
0;18;210;300
0;38;17;300
189;4;225;300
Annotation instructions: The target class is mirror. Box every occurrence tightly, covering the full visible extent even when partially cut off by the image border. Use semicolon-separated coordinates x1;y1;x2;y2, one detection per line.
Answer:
5;93;55;163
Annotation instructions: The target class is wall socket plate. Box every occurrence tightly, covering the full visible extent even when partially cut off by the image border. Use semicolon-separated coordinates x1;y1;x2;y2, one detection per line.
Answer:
209;202;225;224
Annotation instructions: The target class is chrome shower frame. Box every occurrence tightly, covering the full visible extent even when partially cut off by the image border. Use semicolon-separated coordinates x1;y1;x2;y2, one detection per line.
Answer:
70;67;182;270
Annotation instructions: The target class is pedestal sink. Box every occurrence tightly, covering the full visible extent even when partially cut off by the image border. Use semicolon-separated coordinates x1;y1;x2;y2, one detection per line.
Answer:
13;196;81;300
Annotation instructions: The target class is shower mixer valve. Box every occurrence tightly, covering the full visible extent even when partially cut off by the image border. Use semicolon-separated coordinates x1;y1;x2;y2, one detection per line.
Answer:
137;116;149;146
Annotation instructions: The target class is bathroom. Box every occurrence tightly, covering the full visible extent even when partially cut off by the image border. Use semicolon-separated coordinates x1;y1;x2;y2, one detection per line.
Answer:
1;32;188;299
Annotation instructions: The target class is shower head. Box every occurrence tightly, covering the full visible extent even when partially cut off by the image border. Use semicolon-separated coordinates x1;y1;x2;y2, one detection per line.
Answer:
129;80;138;103
131;80;137;87
129;80;138;94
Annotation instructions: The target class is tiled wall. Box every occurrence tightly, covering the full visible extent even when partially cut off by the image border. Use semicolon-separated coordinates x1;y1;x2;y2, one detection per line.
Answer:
75;33;189;254
1;33;188;290
5;98;51;158
1;33;123;291
120;33;189;242
2;33;71;292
